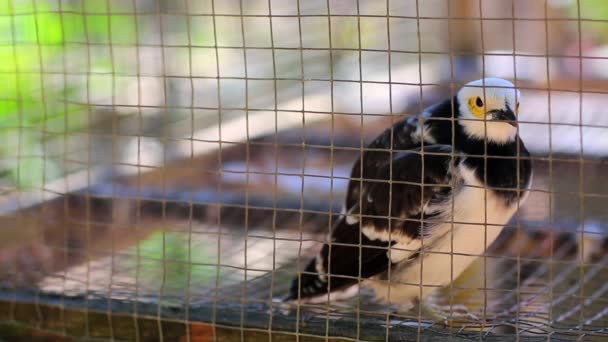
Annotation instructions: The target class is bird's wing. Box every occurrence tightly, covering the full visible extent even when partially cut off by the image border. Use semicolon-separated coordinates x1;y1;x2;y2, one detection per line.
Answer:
286;144;459;301
349;144;457;244
344;97;456;213
344;116;420;213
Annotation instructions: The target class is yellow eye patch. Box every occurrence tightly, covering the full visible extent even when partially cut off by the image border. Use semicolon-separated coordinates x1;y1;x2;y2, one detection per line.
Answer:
467;97;485;118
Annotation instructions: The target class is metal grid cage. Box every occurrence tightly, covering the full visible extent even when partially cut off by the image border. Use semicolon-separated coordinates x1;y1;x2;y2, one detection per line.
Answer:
1;0;608;341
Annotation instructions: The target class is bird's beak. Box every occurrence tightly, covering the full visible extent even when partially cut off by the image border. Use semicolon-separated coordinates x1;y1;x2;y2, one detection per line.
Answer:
489;109;517;127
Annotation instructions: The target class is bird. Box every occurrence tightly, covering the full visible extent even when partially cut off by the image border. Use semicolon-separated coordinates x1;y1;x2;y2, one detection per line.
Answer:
283;78;533;317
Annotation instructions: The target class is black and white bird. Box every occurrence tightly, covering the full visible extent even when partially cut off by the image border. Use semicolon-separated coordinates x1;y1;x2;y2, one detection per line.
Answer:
284;78;533;314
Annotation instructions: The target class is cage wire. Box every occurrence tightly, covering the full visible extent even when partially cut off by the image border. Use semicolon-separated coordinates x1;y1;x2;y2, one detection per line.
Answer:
1;0;608;341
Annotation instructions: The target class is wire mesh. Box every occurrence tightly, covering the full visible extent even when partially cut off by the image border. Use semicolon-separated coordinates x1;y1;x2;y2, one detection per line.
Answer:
1;0;608;341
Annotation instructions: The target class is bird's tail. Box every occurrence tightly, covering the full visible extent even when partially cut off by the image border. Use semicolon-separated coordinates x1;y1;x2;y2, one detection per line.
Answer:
283;216;365;302
284;256;331;302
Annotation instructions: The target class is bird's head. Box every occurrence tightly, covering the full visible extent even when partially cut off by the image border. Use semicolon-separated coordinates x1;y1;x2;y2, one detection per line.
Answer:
456;78;521;144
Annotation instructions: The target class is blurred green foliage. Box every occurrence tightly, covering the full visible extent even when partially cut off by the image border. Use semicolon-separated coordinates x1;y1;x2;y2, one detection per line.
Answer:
577;0;608;19
0;0;136;188
134;231;216;293
572;0;608;43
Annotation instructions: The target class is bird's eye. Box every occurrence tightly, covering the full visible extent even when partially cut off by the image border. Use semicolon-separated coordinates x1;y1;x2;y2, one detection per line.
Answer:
475;97;484;107
516;102;520;110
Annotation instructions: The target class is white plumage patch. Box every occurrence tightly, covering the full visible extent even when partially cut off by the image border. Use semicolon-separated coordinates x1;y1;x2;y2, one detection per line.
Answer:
315;253;327;282
360;225;417;247
411;121;436;145
344;205;359;225
459;120;517;144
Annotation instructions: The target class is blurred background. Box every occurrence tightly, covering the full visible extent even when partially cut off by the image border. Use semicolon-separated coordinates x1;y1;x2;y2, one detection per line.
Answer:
1;0;608;340
2;0;608;191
